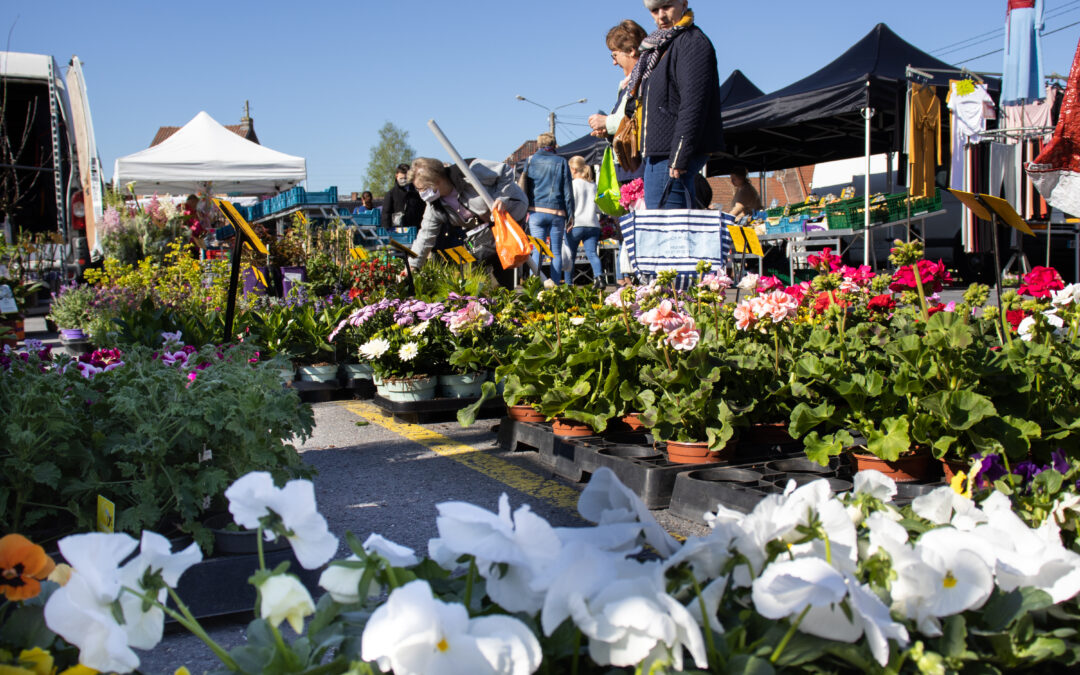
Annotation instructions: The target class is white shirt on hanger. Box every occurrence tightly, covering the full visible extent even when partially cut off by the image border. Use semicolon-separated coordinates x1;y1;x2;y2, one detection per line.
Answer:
948;83;995;145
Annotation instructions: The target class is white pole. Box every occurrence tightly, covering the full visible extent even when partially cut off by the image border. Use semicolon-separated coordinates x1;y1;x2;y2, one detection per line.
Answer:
862;101;874;267
427;119;542;278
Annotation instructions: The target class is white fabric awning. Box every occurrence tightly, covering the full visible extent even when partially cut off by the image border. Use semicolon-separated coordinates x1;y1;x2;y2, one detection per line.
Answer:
113;111;306;195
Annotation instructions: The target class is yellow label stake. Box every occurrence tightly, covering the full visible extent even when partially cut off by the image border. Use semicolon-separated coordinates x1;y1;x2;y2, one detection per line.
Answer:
97;495;115;533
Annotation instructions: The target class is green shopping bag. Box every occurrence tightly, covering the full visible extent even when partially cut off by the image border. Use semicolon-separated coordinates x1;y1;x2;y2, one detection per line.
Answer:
595;146;626;217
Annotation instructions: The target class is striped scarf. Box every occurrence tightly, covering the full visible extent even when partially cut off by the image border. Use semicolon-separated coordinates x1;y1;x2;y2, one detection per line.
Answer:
626;9;695;98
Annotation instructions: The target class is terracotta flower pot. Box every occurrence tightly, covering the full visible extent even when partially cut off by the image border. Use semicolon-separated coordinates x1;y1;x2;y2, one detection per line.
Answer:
848;449;933;483
741;422;794;446
941;458;970;483
552;417;595;437
614;412;647;433
665;440;734;465
508;404;545;423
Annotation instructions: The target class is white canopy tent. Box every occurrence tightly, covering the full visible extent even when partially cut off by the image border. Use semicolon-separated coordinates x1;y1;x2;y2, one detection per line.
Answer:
113;111;306;195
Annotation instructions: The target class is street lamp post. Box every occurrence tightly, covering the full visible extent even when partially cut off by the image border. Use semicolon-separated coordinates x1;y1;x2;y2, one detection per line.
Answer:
515;95;587;141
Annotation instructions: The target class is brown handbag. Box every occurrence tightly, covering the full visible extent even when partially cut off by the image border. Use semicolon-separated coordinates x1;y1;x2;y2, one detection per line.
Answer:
611;100;641;173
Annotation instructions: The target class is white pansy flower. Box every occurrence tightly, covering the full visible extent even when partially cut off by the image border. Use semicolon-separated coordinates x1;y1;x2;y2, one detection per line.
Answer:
912;485;988;530
854;470;897;502
359;337;391;360
362;580;541;675
399;342;420;361
259;574;315;634
44;533;141;674
577;467;680;558
751;557;848;620
117;532;202;650
428;494;562;614
225;472;339;569
319;534;419;605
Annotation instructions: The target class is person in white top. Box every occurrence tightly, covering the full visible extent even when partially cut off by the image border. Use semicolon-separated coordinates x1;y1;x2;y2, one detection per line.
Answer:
563;156;605;288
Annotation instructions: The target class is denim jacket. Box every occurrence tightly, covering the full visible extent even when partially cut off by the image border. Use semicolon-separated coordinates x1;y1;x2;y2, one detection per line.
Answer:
521;149;575;214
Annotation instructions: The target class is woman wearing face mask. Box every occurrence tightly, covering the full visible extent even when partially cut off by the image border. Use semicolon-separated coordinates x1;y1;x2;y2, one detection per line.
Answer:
633;0;724;210
408;157;528;287
380;163;426;231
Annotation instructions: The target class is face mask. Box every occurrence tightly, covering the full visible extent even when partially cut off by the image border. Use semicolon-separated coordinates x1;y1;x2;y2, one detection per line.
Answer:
419;187;440;203
396;176;408;186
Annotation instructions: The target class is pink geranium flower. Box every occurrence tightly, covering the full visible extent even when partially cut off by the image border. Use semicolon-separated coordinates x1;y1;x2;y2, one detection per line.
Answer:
734;300;757;331
639;299;685;334
665;318;700;351
807;247;842;273
757;275;784;293
839;264;875;286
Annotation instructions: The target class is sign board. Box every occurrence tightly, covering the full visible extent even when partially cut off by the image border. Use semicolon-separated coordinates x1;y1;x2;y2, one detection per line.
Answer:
96;495;115;533
387;239;418;258
0;285;18;314
213;198;268;254
529;236;553;258
728;226;764;257
350;246;369;260
946;189;1034;235
450;246;476;263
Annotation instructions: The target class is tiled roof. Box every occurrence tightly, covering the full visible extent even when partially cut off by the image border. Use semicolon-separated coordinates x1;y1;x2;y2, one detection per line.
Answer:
707;165;814;209
149;119;260;147
505;140;538;165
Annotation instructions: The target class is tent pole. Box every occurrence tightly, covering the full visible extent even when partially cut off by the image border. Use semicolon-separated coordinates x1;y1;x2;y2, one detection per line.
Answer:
861;81;875;267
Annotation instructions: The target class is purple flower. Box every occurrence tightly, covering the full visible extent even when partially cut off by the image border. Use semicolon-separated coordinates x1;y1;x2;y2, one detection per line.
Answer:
1013;460;1046;485
1051;449;1070;474
974;453;1008;487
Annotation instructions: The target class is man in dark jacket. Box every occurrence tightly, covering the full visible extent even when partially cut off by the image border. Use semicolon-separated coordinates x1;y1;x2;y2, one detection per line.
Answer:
635;0;724;209
381;163;425;231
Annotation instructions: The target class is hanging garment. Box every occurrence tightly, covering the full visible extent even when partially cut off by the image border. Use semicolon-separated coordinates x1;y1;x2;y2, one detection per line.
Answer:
990;143;1019;206
1004;86;1059;142
1028;38;1080;216
908;83;942;198
949;82;995;144
1003;0;1046;105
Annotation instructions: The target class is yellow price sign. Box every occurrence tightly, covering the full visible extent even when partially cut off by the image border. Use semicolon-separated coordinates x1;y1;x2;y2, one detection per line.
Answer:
740;227;764;256
249;265;268;287
97;495;115;533
213;198;268;254
350;246;369;260
297;211;309;225
529;236;553;258
452;246;477;263
442;248;463;264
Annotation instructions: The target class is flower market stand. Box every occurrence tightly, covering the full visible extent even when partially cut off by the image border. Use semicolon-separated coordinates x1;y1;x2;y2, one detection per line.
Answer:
371;392;505;425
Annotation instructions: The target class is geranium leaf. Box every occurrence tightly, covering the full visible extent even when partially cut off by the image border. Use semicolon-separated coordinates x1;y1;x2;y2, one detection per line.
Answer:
803;431;844;465
867;417;910;461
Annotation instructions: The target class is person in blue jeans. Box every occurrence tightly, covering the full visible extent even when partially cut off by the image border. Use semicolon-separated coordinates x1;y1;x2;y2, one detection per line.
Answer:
520;132;574;282
564;156;605;288
631;0;724;209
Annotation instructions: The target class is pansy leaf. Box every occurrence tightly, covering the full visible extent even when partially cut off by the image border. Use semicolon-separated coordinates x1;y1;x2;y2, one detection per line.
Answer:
980;588;1055;632
725;654;776;675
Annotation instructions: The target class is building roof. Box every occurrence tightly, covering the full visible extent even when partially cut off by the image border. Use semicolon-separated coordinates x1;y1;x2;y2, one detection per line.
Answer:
505;140;538;166
150;110;259;147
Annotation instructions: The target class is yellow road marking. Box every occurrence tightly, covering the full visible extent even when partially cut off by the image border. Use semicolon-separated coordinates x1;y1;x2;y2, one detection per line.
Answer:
339;401;582;511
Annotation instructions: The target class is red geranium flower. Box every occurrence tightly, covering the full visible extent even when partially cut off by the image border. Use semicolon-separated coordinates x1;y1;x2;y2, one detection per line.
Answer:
1005;309;1027;331
807;247;842;273
867;294;896;313
888;259;952;293
1018;266;1065;298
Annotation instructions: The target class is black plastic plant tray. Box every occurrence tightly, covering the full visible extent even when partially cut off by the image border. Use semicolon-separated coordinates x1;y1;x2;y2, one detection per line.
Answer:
497;418;596;482
371;394;506;424
168;547;323;620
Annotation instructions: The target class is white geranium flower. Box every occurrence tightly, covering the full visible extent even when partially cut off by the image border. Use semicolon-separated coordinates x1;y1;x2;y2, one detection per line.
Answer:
737;273;760;291
259;574;315;634
428;494;562;614
225;472;339;569
362;580;541;675
44;533;141;674
117;532;202;650
577;467;680;558
1051;283;1080;306
359;337;391;360
569;316;586;326
399;342;420;361
319;534;419;605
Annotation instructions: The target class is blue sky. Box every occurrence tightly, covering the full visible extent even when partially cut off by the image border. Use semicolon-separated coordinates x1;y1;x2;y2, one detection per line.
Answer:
5;0;1079;194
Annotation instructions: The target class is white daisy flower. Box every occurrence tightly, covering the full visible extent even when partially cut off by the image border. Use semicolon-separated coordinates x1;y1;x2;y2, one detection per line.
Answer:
399;342;420;361
359;338;390;360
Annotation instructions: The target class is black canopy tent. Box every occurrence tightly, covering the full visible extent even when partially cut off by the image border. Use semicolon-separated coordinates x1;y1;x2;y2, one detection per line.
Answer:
554;133;607;165
719;69;765;108
710;23;1000;176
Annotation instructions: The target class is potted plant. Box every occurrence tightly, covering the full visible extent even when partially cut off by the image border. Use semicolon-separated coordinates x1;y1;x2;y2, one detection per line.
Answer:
289;298;350;382
269;214;309;298
440;296;499;398
46;283;97;341
353;298;446;401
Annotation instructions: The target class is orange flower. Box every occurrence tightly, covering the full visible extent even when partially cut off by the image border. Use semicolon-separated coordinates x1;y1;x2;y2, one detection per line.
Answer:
0;534;56;601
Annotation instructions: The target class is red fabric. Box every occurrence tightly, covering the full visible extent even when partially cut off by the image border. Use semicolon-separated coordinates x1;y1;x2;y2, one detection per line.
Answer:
1031;38;1080;176
1008;0;1036;10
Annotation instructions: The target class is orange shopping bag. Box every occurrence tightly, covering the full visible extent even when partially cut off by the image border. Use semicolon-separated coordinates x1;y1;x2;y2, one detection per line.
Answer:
491;208;533;270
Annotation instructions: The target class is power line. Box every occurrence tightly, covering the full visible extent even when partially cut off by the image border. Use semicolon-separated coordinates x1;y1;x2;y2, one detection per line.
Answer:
955;18;1080;65
932;0;1080;56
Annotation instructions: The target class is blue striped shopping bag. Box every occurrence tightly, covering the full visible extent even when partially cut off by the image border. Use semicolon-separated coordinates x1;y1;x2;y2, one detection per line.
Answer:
620;207;735;289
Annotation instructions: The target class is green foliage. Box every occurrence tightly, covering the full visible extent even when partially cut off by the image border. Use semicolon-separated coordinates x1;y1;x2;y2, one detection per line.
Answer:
45;283;97;330
361;121;415;198
0;344;314;550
